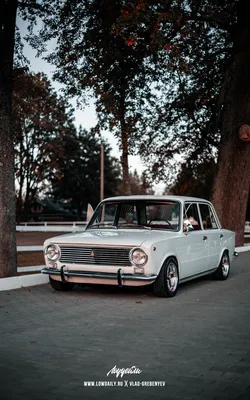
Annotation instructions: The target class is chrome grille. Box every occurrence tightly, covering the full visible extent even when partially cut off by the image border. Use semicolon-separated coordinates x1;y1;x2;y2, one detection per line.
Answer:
59;246;133;267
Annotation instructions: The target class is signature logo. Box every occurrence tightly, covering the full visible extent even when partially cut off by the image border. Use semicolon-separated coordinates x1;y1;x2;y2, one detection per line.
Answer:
90;250;95;257
107;365;142;378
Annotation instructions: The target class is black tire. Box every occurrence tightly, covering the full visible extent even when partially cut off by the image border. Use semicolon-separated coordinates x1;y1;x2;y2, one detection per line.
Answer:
153;257;179;297
213;251;230;280
49;276;75;291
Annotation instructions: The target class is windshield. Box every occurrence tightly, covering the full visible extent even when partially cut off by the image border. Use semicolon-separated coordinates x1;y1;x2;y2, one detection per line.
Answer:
87;200;180;231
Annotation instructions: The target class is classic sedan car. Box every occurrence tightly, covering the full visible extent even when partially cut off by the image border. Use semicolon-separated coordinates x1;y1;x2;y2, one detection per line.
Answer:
41;195;237;297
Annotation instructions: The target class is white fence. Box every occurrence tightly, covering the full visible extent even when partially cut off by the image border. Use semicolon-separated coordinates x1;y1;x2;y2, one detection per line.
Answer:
19;221;87;226
17;221;87;232
246;221;250;232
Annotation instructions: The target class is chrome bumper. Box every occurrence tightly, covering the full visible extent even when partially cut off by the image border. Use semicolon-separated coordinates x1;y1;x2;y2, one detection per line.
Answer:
41;266;157;285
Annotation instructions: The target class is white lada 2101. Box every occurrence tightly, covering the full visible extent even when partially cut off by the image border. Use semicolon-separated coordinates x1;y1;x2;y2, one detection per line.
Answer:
42;195;237;297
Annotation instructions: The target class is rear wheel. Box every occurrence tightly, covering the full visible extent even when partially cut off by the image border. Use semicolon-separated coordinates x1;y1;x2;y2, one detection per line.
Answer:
153;257;179;297
213;251;230;280
49;276;75;291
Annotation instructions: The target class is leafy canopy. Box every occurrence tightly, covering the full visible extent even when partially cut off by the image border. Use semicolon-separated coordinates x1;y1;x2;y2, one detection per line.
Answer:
50;127;121;215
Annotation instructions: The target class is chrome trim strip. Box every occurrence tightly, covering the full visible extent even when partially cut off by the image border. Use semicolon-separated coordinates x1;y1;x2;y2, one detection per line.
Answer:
179;268;216;283
41;267;157;282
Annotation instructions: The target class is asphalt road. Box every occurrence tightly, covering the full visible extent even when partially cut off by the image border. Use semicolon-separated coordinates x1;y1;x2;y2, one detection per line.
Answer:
1;252;250;400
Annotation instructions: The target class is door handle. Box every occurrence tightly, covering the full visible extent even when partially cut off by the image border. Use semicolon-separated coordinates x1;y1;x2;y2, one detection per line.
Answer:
203;236;207;241
220;234;223;239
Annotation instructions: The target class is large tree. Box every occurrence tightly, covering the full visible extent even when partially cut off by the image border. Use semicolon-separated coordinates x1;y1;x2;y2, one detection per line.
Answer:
113;0;250;246
1;0;48;277
0;0;19;277
211;0;250;246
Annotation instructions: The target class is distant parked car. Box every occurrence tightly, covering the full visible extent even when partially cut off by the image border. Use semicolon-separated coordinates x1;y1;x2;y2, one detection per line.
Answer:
42;195;237;297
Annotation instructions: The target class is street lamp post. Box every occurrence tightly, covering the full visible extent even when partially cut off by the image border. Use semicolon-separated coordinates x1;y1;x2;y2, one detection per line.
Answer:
100;143;104;201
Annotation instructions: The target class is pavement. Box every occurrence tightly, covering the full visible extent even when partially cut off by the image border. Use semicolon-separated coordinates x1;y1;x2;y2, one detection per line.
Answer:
0;251;250;400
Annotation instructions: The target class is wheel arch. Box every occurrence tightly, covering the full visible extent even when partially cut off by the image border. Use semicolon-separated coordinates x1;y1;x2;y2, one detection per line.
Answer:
219;247;230;264
153;254;180;297
160;254;179;275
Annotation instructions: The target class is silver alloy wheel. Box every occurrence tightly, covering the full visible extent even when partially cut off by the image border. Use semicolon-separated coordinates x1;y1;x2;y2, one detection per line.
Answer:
221;253;230;277
166;261;178;292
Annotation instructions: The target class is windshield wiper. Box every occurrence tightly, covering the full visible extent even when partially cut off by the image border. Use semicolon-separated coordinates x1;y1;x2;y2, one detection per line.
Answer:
117;224;151;230
88;223;117;229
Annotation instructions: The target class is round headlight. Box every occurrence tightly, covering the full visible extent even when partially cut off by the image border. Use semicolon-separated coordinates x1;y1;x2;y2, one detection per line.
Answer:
130;248;148;266
45;244;60;262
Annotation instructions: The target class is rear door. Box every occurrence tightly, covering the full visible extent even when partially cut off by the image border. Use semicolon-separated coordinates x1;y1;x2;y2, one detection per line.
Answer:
198;202;222;271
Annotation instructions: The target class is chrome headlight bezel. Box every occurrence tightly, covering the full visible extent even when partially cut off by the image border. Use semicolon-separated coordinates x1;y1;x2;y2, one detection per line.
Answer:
44;244;61;262
129;248;148;267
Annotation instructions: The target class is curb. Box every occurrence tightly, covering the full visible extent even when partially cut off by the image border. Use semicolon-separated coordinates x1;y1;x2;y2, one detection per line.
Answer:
1;246;249;292
235;245;250;253
17;265;44;272
0;273;49;291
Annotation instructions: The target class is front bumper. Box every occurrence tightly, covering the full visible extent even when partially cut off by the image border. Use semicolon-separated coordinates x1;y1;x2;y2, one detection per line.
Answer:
41;266;157;286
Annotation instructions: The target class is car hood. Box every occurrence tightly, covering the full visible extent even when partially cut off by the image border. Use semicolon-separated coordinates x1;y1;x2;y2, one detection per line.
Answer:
44;228;178;248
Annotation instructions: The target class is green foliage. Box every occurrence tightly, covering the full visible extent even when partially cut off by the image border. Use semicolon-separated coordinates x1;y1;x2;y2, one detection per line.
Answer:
13;67;76;210
50;127;121;218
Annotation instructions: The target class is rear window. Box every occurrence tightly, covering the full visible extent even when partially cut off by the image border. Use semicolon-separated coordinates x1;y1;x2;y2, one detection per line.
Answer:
199;203;218;229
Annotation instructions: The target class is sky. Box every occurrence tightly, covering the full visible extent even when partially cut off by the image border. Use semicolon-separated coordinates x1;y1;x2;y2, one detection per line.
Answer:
17;17;165;194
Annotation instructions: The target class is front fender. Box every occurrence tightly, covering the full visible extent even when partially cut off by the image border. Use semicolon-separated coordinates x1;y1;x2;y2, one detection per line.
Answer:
148;241;181;277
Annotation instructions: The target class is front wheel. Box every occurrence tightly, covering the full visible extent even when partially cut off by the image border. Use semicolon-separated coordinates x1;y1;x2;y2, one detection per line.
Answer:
49;276;75;291
153;257;179;297
213;251;230;280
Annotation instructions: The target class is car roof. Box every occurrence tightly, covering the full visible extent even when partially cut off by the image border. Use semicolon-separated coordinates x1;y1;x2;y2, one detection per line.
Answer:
102;195;211;203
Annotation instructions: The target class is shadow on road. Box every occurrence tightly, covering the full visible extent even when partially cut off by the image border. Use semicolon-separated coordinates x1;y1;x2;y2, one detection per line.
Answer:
48;270;233;299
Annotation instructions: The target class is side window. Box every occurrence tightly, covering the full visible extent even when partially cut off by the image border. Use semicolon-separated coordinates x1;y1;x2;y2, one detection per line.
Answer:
183;203;201;230
199;204;218;230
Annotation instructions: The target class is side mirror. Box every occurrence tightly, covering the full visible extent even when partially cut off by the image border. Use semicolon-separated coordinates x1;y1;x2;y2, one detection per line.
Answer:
183;219;194;233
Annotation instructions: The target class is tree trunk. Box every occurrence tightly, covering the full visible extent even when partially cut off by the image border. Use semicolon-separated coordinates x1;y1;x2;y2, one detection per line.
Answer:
212;0;250;247
0;0;18;277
